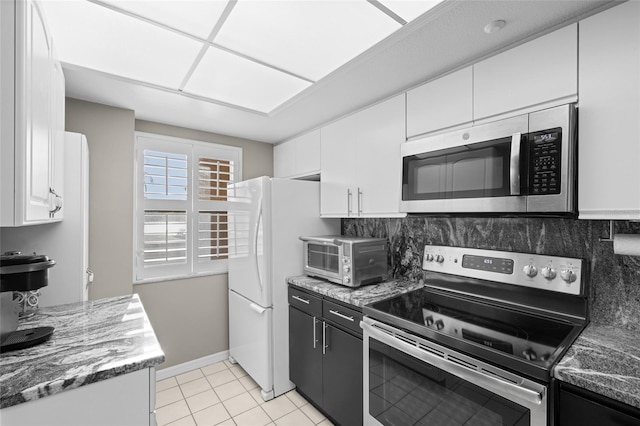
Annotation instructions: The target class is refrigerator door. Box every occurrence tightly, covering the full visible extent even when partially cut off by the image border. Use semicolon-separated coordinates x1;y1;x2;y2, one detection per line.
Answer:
228;177;271;307
228;289;273;398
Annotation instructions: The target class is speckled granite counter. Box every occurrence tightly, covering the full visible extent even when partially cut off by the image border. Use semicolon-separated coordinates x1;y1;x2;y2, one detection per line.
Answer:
0;294;164;409
287;275;424;308
553;324;640;410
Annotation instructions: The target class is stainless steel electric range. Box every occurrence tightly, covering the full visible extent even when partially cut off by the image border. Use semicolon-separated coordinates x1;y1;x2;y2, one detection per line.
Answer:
362;245;588;426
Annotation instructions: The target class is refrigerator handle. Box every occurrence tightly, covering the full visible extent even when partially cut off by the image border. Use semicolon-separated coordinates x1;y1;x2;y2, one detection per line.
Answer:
254;198;264;294
249;303;266;315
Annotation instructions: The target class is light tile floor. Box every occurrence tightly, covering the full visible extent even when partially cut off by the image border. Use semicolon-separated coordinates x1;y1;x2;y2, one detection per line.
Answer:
155;360;335;426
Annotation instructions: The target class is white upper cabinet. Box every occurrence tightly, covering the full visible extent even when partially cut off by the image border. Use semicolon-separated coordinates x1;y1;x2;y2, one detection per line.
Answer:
1;0;65;226
473;24;578;121
273;129;321;179
406;67;473;138
321;94;405;218
578;2;640;220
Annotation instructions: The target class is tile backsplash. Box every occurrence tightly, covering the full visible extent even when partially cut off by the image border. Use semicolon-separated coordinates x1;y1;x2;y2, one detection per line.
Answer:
343;217;640;330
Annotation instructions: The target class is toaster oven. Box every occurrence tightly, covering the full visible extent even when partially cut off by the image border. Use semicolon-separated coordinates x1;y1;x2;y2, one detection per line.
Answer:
299;236;388;287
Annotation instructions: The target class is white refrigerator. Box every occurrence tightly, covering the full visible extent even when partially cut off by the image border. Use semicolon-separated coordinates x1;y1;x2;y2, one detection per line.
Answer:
0;132;90;306
227;177;339;401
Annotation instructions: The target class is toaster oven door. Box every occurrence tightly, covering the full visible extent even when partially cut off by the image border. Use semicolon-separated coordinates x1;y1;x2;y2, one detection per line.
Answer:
303;241;342;284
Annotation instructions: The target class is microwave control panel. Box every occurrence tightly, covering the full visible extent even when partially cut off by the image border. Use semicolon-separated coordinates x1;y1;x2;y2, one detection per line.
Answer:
528;128;562;195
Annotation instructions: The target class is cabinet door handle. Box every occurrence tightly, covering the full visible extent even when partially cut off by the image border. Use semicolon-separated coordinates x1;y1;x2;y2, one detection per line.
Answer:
313;317;319;349
322;322;329;354
292;295;310;304
347;189;353;216
329;309;355;322
357;187;363;216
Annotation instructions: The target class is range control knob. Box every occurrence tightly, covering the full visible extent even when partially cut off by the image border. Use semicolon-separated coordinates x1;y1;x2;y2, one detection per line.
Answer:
560;269;577;283
435;255;445;264
523;264;537;277
425;253;434;262
541;266;556;280
522;348;537;361
435;320;445;330
425;316;434;326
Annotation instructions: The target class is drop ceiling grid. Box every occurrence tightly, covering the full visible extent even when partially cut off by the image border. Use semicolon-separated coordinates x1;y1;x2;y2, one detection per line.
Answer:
43;0;434;114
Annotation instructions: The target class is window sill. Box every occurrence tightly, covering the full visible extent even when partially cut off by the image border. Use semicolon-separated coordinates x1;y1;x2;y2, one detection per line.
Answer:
133;269;228;285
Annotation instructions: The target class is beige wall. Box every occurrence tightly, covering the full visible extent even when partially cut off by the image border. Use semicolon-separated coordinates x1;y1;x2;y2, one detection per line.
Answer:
65;99;273;369
65;98;135;299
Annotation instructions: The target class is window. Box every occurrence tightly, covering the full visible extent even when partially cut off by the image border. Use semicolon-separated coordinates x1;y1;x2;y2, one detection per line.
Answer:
134;132;242;282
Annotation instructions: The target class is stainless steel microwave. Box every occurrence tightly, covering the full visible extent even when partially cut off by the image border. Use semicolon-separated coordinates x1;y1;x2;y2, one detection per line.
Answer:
299;236;388;287
401;104;577;215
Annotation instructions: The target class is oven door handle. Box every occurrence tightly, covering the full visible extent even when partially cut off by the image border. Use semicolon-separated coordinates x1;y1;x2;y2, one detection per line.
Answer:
510;132;522;196
362;320;544;406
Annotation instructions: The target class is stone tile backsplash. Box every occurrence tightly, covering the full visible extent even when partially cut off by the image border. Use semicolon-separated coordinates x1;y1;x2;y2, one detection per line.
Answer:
343;217;640;330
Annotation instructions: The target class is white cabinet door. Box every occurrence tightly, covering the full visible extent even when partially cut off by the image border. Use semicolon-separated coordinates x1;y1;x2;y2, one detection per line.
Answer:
21;0;53;223
407;67;473;138
295;129;321;177
1;368;153;426
274;140;295;178
1;0;64;226
274;129;321;179
473;24;578;120
578;2;640;220
356;94;405;216
320;115;357;217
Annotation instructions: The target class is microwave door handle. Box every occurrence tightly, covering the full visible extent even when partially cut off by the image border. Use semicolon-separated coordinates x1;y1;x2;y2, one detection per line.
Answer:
510;133;522;196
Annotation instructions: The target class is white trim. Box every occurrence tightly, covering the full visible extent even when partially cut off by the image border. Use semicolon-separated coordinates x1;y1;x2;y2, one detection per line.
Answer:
155;351;230;381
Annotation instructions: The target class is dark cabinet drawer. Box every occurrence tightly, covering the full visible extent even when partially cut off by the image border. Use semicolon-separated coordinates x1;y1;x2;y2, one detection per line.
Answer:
288;287;322;317
323;299;363;335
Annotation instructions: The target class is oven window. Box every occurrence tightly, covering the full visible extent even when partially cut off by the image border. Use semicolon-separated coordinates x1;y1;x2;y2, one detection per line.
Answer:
307;243;339;273
369;340;531;426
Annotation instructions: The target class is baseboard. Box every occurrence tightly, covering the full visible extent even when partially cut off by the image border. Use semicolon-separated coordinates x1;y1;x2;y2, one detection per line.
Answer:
155;350;230;381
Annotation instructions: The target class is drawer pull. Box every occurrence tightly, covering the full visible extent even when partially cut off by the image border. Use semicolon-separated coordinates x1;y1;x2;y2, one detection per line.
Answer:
292;295;310;304
329;309;354;322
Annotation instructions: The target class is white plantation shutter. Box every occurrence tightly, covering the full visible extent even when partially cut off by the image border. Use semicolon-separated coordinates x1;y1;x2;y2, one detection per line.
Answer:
135;133;242;282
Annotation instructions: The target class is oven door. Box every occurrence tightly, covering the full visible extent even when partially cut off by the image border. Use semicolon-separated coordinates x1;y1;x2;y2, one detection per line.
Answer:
362;317;547;426
401;113;528;213
302;240;343;284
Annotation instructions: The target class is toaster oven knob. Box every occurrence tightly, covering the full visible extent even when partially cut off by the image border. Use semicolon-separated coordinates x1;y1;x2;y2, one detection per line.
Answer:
435;255;445;263
541;266;556;280
523;348;537;361
523;264;537;277
560;269;577;283
425;316;434;326
343;276;351;284
435;319;445;330
344;265;351;273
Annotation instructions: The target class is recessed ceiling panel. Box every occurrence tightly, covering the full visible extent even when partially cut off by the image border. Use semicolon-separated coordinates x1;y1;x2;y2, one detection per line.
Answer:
215;0;402;81
183;47;312;113
41;1;203;88
98;0;228;39
380;0;443;22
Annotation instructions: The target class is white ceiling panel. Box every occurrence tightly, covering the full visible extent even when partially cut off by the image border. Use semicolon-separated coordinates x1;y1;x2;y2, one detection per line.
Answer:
183;47;312;113
380;0;443;22
214;0;402;81
98;0;229;39
42;1;203;88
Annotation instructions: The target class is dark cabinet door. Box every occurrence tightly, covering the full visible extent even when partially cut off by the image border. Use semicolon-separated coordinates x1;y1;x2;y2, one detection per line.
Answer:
289;306;322;405
558;383;640;426
322;323;363;426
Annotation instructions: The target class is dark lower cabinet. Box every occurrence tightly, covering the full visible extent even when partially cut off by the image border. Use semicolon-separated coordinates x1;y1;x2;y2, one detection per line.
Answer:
288;286;363;426
557;382;640;426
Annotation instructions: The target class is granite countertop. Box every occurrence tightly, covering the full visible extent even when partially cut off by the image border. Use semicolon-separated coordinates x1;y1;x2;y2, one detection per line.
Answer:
0;294;164;409
287;275;424;308
553;323;640;410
